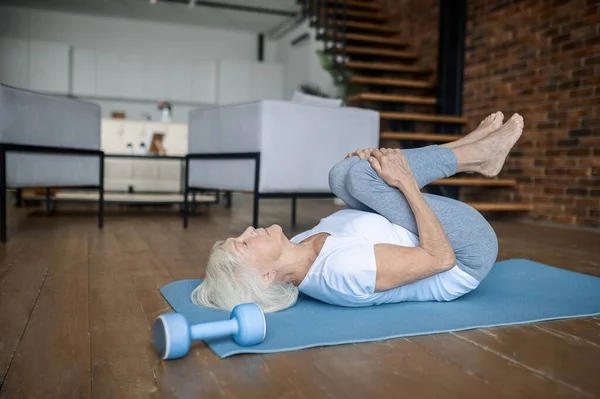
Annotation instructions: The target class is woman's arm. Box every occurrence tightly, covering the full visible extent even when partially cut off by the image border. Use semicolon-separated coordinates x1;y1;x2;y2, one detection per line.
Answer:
368;150;456;291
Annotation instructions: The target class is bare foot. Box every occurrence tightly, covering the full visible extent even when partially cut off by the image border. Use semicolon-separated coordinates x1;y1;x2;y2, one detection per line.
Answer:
443;111;504;149
475;114;524;177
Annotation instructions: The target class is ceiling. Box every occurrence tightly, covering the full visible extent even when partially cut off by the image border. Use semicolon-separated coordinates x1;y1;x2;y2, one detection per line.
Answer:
0;0;301;34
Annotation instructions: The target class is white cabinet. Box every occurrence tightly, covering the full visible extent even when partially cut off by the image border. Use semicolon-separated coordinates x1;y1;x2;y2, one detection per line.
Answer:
121;55;145;99
4;41;282;105
191;60;217;104
104;159;133;191
253;63;283;101
28;40;70;94
144;60;169;100
123;120;149;152
101;119;125;153
72;48;96;96
169;60;192;102
163;123;188;156
74;50;145;99
0;38;71;94
101;119;188;192
217;61;283;105
217;61;254;105
131;159;160;181
96;52;122;97
0;38;28;89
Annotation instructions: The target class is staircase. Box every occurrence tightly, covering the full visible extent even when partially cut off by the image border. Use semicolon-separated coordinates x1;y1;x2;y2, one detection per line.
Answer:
299;0;532;214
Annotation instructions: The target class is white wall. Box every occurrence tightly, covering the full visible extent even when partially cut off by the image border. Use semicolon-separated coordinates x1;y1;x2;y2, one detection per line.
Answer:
264;38;279;64
0;6;259;61
276;21;311;99
275;20;337;100
0;6;277;122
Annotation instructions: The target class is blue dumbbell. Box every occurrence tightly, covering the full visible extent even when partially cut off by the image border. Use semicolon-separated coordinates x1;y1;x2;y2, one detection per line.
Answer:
152;303;266;360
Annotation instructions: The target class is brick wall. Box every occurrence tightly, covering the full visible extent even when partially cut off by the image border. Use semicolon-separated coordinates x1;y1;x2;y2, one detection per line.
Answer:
385;0;600;228
383;0;439;74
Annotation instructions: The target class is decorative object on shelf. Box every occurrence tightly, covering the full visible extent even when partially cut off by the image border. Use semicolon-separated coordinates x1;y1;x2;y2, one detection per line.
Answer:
111;111;126;119
149;133;167;156
126;142;134;154
157;101;173;123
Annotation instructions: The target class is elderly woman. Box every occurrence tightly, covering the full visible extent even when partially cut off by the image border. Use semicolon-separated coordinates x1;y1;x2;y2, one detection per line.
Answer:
192;112;524;313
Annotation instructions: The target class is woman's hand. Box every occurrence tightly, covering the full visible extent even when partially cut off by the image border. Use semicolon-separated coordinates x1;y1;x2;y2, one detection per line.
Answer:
346;147;400;160
346;148;377;160
368;149;417;190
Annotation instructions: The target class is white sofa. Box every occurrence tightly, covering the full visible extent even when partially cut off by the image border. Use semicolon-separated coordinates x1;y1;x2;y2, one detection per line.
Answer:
101;120;188;192
185;100;379;227
0;84;103;242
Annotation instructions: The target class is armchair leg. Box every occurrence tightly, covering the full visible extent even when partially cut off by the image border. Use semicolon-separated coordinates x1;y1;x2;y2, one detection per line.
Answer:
183;157;189;229
225;191;232;208
45;188;52;216
98;153;104;229
291;197;297;226
0;148;5;243
252;193;259;228
15;189;23;208
252;153;261;228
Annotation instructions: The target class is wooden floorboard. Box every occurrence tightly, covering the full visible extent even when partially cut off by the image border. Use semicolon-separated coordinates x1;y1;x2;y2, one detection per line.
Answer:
454;326;600;396
0;224;56;392
310;340;507;398
409;332;587;398
1;224;91;399
0;197;598;398
88;224;159;398
537;317;600;347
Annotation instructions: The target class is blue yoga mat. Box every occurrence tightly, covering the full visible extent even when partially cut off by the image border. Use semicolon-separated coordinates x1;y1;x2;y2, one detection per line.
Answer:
160;259;600;358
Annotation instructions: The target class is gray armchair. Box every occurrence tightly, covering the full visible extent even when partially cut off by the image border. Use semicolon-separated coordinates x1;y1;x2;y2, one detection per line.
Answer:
0;84;104;242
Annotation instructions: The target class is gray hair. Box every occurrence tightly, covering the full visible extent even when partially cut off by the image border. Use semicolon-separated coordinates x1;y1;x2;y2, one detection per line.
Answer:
191;240;299;313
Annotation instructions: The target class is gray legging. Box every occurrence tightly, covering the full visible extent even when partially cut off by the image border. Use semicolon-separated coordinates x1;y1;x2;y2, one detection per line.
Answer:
328;145;498;282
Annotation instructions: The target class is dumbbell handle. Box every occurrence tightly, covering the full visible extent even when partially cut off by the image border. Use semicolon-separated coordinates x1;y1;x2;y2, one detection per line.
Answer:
190;318;239;341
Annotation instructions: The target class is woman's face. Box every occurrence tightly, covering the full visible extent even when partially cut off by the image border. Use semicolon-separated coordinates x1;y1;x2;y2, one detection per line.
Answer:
225;224;288;272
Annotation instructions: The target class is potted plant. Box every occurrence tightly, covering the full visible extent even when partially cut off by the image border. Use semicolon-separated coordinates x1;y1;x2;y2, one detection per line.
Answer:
315;49;358;103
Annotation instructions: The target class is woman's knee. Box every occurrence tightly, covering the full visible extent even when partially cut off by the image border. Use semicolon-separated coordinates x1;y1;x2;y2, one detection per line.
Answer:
477;221;498;267
328;158;357;196
462;211;499;280
346;159;380;198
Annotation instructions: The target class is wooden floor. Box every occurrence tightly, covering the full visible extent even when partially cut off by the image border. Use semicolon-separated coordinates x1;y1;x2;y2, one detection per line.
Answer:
0;196;599;398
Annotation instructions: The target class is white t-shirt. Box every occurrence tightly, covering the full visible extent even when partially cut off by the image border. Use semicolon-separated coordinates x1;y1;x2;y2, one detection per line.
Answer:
291;209;479;307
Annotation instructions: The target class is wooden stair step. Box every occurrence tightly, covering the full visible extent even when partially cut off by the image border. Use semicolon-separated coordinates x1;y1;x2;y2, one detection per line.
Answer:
351;76;434;88
349;93;436;105
335;46;418;59
380;132;463;142
346;61;431;74
467;203;534;212
380;111;468;124
328;0;381;10
430;178;517;187
327;8;390;21
327;33;410;47
334;20;400;34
